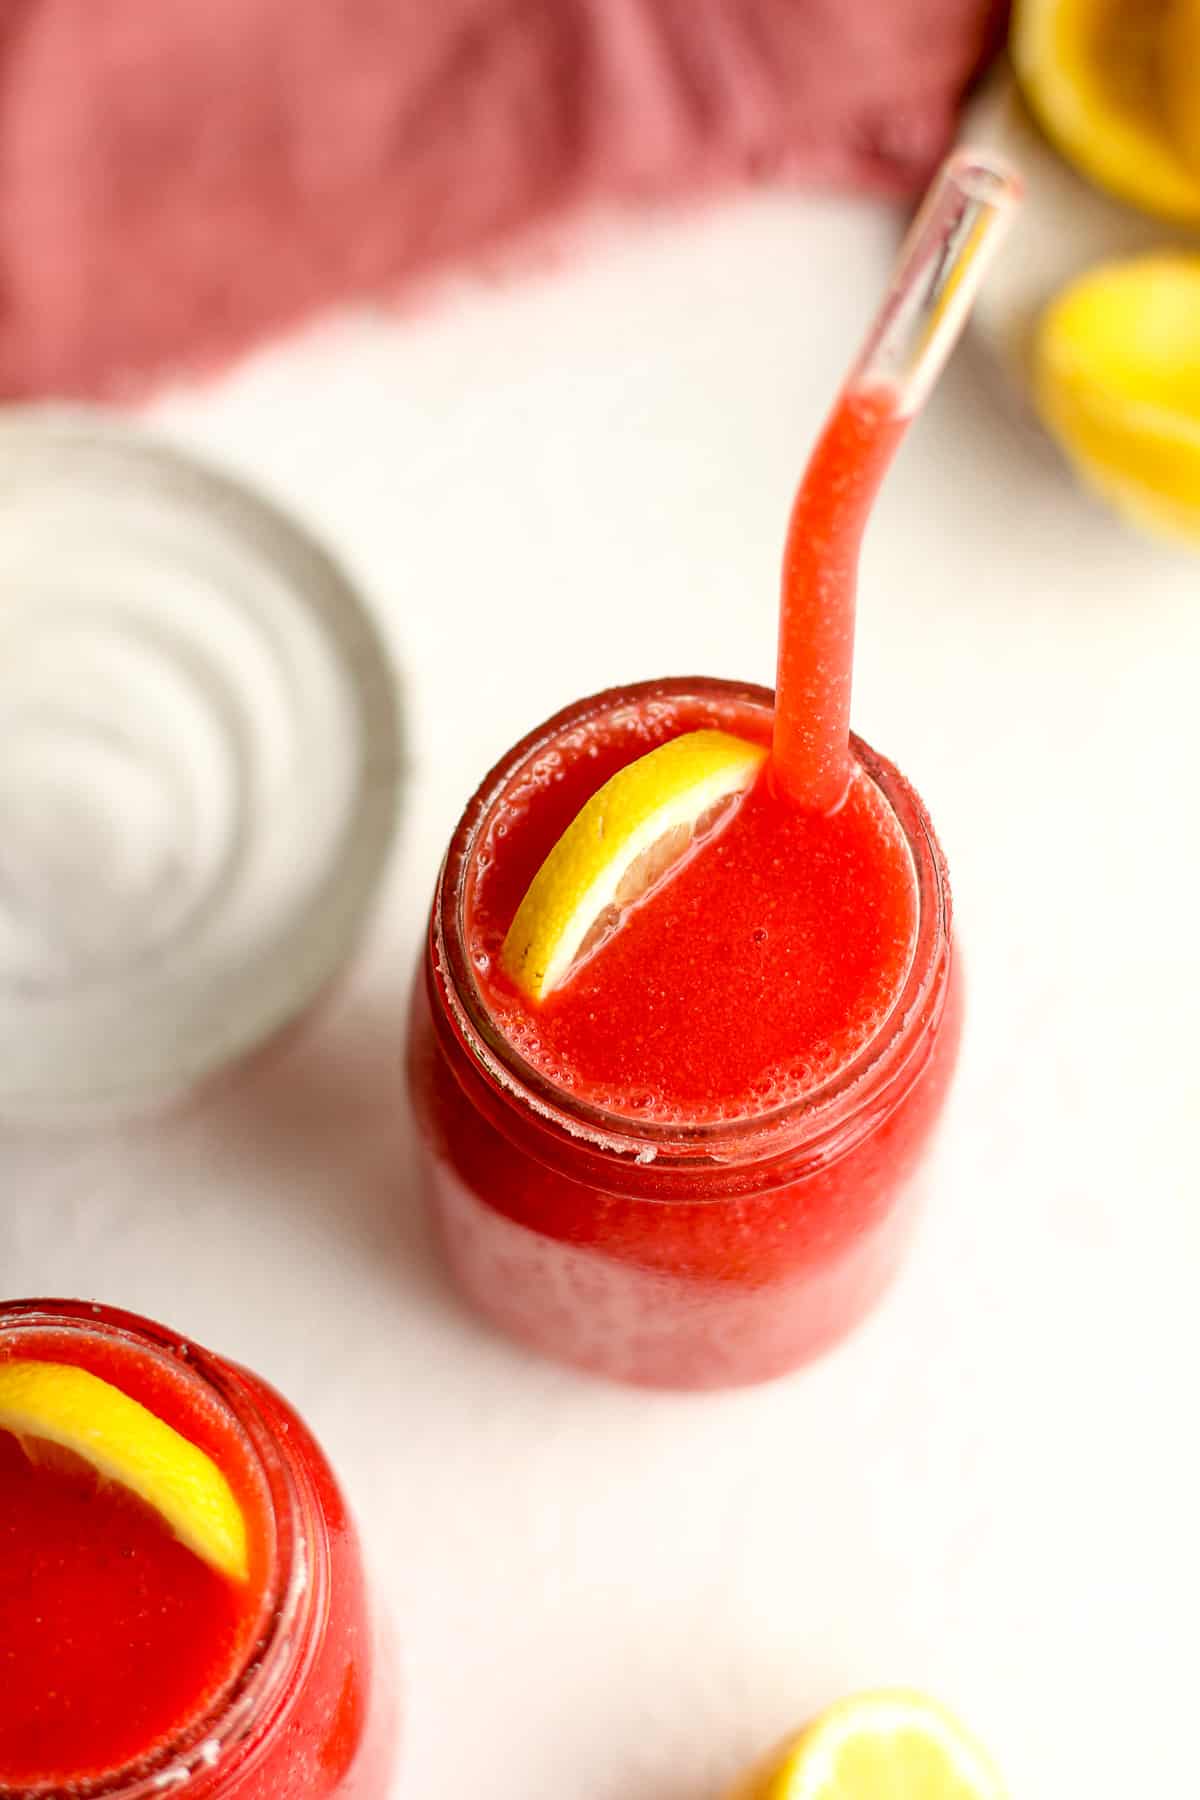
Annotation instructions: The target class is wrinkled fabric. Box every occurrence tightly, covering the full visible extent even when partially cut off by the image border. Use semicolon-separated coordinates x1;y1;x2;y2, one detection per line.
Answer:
0;0;1006;398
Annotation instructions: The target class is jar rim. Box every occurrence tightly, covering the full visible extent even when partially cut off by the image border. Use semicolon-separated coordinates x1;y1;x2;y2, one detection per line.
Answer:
0;1299;321;1799
432;676;951;1178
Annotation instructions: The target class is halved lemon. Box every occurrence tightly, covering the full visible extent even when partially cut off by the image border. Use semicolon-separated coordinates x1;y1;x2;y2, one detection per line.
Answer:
501;728;766;1001
1034;251;1200;540
727;1691;1007;1800
0;1359;248;1583
1011;0;1200;221
1162;0;1200;177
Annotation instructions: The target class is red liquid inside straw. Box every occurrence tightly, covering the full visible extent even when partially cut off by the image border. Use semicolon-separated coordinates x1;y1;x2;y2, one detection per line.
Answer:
772;383;908;812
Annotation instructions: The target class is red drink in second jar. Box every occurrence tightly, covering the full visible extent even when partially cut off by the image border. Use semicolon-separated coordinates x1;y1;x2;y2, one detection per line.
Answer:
410;678;962;1390
0;1301;394;1799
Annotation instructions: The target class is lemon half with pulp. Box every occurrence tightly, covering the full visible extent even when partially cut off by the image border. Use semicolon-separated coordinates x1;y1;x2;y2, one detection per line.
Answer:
1012;0;1200;220
728;1690;1008;1800
501;728;766;1002
1162;0;1200;177
0;1359;249;1583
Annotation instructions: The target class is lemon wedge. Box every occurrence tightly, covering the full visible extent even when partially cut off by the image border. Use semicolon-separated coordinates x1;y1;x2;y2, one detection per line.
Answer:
1034;252;1200;540
0;1359;248;1583
501;728;766;1001
1012;0;1200;221
727;1691;1007;1800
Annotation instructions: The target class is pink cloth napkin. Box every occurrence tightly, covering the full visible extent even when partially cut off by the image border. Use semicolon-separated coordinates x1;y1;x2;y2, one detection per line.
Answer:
0;0;1004;399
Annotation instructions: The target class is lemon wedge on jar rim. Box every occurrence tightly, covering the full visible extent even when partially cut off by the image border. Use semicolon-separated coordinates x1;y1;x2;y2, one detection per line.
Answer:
1011;0;1200;220
727;1690;1008;1800
1034;252;1200;541
0;1359;248;1582
501;728;766;1001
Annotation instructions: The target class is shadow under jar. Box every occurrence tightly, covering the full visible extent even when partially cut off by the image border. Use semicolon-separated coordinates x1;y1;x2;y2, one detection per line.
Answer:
0;1300;395;1798
409;678;963;1391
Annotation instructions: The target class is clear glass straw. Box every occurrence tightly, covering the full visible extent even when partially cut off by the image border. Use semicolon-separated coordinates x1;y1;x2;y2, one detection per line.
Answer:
850;149;1024;414
772;149;1022;812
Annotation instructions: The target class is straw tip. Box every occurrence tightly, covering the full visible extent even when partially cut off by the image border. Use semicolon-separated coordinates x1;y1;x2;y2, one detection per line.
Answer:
942;146;1025;211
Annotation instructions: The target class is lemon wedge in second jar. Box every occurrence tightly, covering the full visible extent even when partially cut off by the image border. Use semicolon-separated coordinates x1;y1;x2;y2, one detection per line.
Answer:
1012;0;1200;221
501;728;766;1001
0;1360;248;1582
1034;252;1200;541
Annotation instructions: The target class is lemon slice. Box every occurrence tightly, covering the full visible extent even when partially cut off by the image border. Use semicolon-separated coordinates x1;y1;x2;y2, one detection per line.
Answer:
0;1360;249;1583
728;1691;1007;1800
501;728;766;1001
1034;252;1200;540
1012;0;1200;221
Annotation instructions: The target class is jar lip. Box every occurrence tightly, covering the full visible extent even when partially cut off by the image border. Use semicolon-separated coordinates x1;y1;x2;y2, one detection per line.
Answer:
434;676;951;1170
0;1299;319;1800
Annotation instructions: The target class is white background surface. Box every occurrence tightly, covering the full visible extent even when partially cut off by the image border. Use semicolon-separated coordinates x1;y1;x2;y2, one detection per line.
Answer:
4;190;1199;1797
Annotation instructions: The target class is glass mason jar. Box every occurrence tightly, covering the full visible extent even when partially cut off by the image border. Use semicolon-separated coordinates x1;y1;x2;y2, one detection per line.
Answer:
0;1300;395;1798
409;678;963;1390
